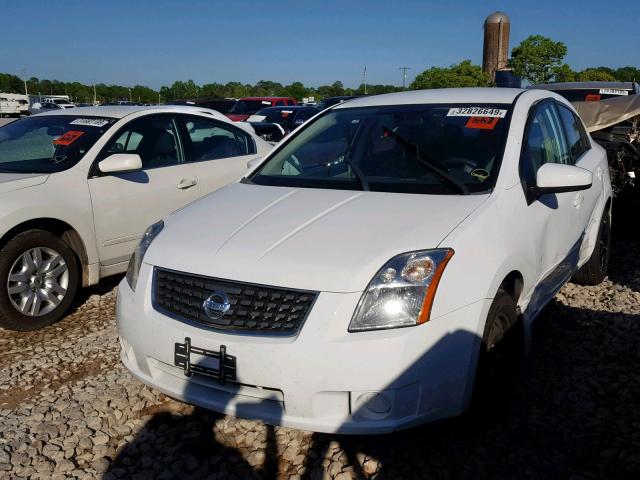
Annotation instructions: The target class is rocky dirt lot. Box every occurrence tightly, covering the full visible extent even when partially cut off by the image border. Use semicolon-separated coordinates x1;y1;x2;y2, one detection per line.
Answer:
1;230;639;480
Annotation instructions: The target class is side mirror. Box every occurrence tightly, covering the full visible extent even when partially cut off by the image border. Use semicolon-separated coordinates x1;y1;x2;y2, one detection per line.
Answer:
531;163;593;196
246;157;262;170
98;153;143;174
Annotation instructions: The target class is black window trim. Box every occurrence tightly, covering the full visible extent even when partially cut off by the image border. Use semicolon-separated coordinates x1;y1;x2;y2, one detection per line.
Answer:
176;113;257;164
88;113;185;178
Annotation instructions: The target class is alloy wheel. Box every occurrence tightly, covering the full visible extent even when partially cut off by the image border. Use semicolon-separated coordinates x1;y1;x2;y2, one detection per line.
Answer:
6;247;69;317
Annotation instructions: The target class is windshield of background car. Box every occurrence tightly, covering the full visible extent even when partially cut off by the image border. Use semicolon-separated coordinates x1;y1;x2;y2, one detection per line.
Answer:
0;115;116;173
229;100;271;115
250;104;512;194
552;89;633;102
255;108;295;124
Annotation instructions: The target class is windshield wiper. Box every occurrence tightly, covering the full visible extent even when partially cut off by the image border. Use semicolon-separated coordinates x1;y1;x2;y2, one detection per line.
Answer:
382;126;469;195
339;129;370;191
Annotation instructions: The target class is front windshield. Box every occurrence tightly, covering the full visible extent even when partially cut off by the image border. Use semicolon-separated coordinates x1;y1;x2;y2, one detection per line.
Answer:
229;100;271;115
250;103;511;195
0;115;116;173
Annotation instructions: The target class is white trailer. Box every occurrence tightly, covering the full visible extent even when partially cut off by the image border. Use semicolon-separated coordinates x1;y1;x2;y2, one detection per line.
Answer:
0;94;21;118
3;93;30;115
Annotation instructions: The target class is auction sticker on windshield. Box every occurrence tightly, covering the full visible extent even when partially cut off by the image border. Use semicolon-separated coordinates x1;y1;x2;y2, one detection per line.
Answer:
53;130;85;146
447;107;507;118
599;88;628;96
465;116;500;130
70;118;111;127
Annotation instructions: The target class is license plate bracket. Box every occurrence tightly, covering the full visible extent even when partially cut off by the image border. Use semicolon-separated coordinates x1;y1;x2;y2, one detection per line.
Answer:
174;337;236;384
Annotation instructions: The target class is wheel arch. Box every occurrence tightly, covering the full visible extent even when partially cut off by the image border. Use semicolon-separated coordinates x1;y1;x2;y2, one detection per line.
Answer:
0;218;90;286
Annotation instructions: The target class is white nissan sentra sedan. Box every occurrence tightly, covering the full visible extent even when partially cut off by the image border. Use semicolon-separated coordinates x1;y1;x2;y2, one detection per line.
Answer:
117;88;612;433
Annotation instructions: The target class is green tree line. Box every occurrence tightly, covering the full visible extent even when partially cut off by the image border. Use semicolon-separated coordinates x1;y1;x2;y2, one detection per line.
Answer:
2;35;638;102
0;74;401;103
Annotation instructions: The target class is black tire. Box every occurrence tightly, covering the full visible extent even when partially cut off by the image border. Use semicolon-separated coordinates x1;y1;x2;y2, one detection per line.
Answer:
572;208;611;286
469;288;522;420
0;230;80;331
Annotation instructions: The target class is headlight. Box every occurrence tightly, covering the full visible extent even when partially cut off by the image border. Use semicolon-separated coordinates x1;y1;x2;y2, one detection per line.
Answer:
125;220;164;291
348;249;453;332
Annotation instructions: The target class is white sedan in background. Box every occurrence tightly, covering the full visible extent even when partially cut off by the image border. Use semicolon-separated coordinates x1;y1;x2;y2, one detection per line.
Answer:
117;88;612;433
0;105;272;330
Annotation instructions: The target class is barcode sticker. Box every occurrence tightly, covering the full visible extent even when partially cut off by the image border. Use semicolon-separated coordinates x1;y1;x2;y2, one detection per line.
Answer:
447;107;507;118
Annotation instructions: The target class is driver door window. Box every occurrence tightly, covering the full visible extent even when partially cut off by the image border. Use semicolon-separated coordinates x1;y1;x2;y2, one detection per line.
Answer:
521;103;572;187
105;117;182;169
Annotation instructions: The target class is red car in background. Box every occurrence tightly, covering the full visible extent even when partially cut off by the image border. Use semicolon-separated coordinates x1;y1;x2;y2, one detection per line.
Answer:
226;97;297;121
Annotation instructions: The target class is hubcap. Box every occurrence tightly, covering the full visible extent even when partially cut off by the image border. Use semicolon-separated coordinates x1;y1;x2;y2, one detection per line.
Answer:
6;247;69;317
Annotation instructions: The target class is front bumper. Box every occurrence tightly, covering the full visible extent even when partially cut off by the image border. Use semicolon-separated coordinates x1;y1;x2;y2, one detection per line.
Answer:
116;264;491;434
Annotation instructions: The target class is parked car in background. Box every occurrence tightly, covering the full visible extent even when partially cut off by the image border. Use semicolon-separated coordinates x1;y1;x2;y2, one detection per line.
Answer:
530;81;640;102
226;97;297;122
316;95;361;110
169;98;237;115
247;106;320;135
117;88;612;433
0;105;272;331
44;98;76;109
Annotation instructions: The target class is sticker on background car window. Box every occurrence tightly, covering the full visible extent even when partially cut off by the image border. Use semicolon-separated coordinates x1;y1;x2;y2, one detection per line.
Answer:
599;88;628;96
586;94;602;102
447;107;507;118
53;130;85;146
262;101;271;105
465;116;500;130
69;118;111;127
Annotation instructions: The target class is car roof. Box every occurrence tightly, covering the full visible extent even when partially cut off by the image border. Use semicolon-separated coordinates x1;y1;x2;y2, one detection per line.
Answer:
333;88;525;109
34;104;232;121
530;81;637;91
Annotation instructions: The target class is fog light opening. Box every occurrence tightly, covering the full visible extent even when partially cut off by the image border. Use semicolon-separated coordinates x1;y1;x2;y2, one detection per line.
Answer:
359;392;392;415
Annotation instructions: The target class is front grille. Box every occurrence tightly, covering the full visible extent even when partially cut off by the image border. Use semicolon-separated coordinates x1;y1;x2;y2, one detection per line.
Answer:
153;268;318;335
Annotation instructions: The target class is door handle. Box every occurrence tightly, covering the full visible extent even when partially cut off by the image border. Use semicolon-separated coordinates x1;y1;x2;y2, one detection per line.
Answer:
573;192;584;208
177;178;197;190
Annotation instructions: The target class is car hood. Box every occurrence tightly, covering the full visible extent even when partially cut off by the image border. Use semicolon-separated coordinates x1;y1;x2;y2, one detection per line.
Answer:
0;172;49;194
145;183;488;293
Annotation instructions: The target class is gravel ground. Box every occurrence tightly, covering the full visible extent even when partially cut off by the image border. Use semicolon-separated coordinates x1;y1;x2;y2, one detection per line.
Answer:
1;228;639;480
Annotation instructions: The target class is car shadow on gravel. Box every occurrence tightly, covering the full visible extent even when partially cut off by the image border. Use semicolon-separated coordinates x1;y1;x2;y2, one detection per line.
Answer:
106;365;282;480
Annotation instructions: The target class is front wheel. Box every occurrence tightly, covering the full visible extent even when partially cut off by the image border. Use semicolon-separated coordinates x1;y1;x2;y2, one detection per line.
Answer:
572;208;611;286
0;230;80;331
469;288;522;419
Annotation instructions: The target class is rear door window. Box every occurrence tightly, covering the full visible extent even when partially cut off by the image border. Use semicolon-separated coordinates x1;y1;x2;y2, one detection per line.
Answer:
179;116;256;161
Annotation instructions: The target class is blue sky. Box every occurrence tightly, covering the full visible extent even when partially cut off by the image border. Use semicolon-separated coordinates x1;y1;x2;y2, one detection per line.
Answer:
1;0;638;89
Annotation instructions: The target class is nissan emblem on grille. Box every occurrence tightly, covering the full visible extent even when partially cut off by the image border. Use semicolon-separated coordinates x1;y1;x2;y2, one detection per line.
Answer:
203;291;231;320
